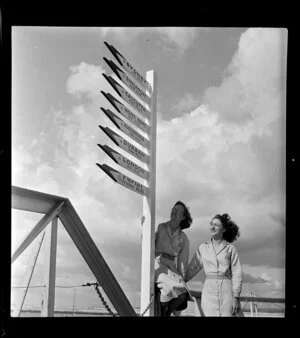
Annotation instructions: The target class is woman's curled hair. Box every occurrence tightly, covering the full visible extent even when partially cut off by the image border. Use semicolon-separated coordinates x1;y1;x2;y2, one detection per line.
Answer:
212;213;240;243
175;201;193;230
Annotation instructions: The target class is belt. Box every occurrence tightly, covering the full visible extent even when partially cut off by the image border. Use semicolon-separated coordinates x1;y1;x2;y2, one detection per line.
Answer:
156;252;176;261
206;274;231;280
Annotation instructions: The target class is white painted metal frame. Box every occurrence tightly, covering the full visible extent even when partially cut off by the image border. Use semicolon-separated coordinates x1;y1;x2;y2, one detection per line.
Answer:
41;217;58;317
11;201;65;264
58;199;136;316
11;186;136;317
141;70;157;316
12;231;46;317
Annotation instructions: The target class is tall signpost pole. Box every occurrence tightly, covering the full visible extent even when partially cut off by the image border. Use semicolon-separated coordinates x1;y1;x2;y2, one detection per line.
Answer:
98;42;157;316
141;71;157;316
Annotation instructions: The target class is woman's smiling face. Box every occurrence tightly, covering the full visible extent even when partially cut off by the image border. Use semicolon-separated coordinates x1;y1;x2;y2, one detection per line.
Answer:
210;218;224;238
170;204;185;223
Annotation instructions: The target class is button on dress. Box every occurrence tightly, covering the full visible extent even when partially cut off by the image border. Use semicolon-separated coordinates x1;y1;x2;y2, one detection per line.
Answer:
185;239;242;316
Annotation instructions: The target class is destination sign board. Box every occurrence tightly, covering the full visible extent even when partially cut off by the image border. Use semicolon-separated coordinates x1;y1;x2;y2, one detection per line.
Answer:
103;74;150;120
103;57;151;106
97;163;149;197
104;41;151;92
100;107;150;149
99;126;150;165
98;144;149;180
101;91;150;134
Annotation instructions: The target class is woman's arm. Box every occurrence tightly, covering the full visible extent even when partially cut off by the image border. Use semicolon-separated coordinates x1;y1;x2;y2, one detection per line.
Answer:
230;245;243;298
154;223;163;247
184;246;203;282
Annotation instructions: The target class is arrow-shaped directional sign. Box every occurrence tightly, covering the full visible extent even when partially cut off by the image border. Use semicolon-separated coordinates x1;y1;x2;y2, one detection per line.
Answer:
103;57;151;106
98;144;149;180
103;73;150;120
104;41;151;92
97;163;149;197
100;107;150;149
101;91;150;134
99;125;150;165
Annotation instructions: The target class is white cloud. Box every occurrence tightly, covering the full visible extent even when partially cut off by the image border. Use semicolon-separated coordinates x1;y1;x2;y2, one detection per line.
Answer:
240;264;285;298
203;28;287;129
243;265;284;284
172;93;202;116
154;27;200;53
67;62;105;100
99;27;202;55
259;273;272;283
99;27;145;44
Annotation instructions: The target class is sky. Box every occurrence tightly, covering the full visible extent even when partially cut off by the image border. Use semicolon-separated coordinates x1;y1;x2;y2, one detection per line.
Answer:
11;27;287;313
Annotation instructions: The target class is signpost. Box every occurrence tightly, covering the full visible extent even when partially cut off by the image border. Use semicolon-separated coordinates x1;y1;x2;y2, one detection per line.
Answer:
102;74;151;120
104;41;151;92
103;58;151;106
101;91;150;134
97;42;157;316
98;144;149;180
97;163;149;197
99;125;150;164
100;108;150;148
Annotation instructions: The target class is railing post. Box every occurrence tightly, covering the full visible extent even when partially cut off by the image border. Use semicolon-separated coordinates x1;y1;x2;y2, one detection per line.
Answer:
253;292;258;317
41;217;58;317
249;292;254;317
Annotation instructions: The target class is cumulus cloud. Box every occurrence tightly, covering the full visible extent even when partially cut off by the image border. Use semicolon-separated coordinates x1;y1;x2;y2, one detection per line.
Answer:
99;27;146;44
243;273;269;284
172;93;202;116
99;27;202;55
203;28;287;128
241;264;285;298
67;63;106;100
154;27;200;54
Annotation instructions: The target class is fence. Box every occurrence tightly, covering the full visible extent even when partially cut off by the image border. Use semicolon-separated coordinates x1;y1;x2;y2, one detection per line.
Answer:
188;290;284;317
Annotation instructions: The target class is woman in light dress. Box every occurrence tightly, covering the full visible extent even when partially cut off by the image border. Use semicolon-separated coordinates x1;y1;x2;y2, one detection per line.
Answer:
185;213;243;316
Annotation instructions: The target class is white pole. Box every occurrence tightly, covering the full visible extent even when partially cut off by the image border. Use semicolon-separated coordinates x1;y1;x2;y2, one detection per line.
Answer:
249;292;253;317
140;70;157;316
254;292;258;317
41;217;58;317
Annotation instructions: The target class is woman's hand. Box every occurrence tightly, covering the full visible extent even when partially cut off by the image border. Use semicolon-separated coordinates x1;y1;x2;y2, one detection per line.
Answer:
232;297;241;315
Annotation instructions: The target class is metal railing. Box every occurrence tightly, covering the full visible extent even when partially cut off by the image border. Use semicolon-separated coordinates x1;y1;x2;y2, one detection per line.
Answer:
188;290;285;317
11;185;136;317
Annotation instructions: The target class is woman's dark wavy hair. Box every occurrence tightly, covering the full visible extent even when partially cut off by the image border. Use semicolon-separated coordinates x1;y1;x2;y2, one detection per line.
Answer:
212;213;240;243
174;201;193;230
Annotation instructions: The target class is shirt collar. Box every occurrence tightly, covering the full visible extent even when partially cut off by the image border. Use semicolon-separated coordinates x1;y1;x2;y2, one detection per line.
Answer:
210;238;229;255
167;222;181;237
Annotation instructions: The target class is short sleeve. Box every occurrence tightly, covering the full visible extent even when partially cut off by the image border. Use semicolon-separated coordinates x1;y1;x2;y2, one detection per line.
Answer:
230;245;243;298
177;234;190;279
185;245;203;282
155;223;164;244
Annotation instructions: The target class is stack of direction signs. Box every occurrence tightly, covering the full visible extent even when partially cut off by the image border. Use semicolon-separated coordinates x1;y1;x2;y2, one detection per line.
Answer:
97;41;155;197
